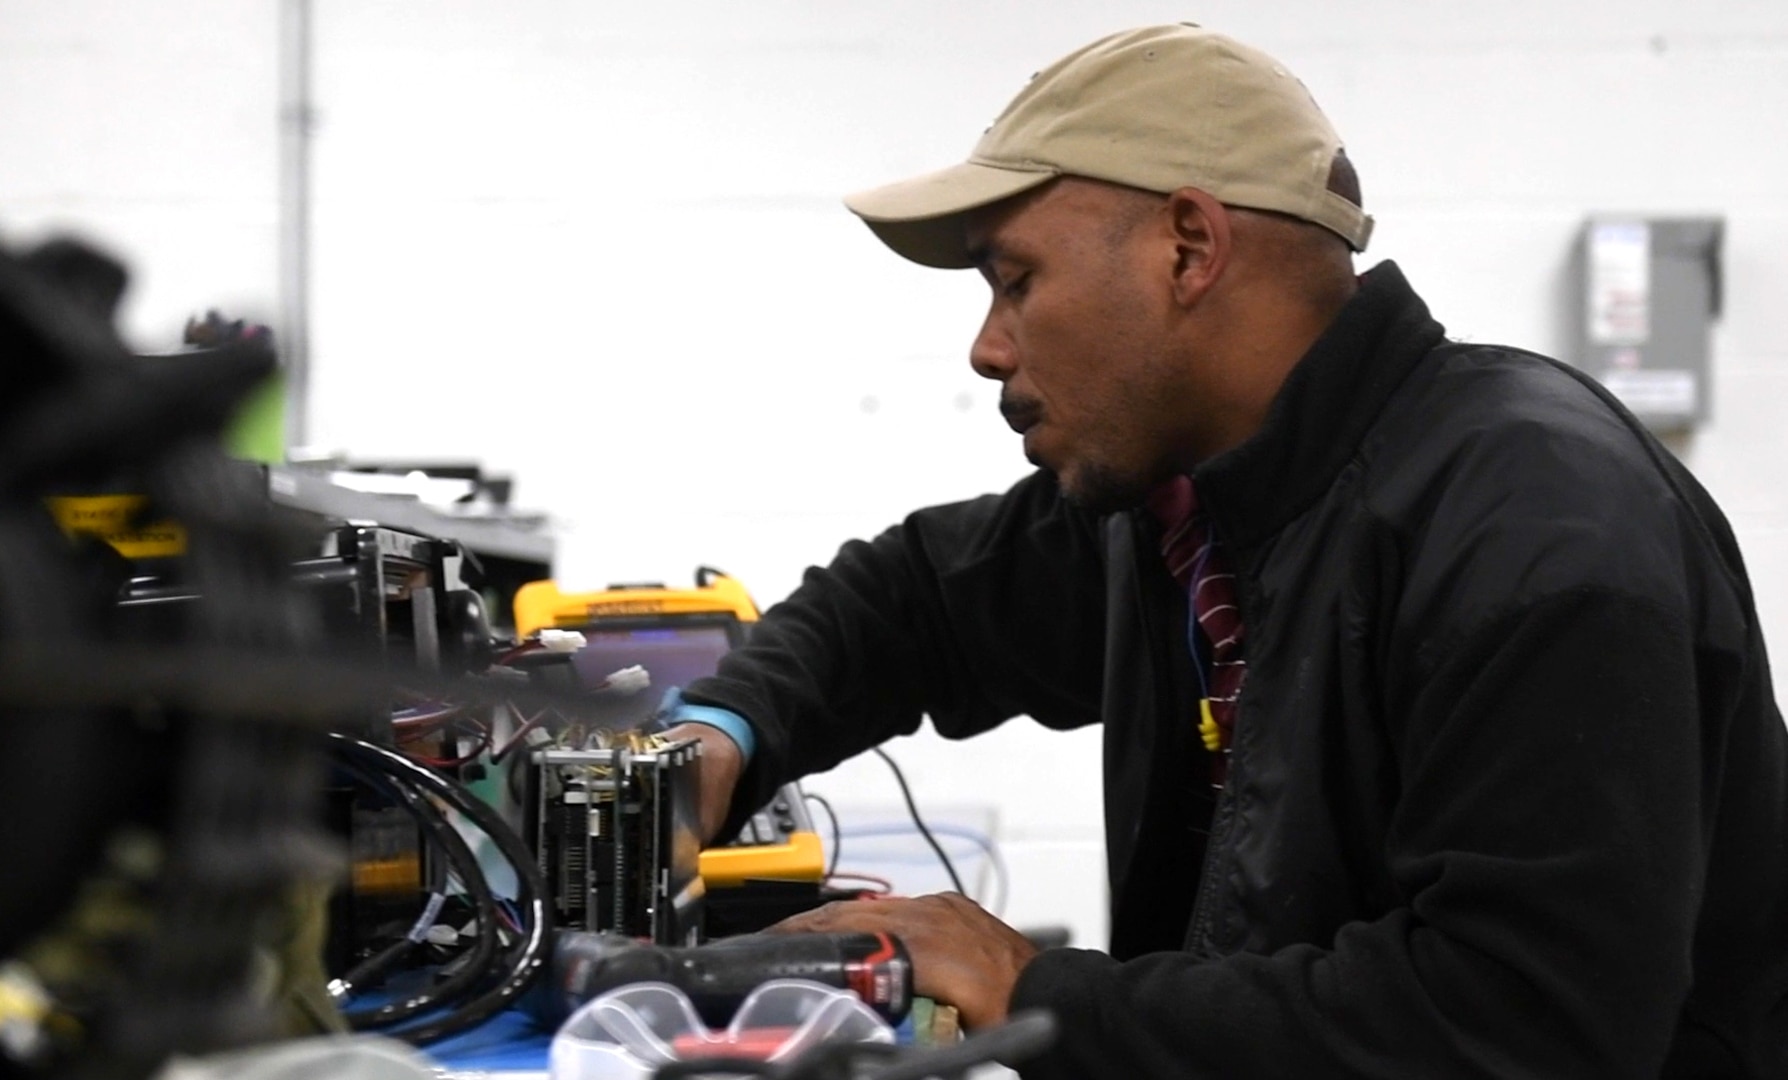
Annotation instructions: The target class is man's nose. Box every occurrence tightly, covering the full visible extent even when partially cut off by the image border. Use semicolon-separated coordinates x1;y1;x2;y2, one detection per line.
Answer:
969;309;1016;381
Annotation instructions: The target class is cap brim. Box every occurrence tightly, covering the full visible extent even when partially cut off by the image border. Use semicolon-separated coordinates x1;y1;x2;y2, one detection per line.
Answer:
843;160;1059;269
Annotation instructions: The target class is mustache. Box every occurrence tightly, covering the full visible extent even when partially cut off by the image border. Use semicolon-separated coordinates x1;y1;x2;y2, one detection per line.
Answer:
999;396;1042;433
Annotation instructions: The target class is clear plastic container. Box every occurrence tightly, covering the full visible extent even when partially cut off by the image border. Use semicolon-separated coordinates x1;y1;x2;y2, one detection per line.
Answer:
547;978;895;1080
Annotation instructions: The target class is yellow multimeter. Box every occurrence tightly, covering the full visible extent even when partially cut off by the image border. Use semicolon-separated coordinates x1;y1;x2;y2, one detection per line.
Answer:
512;567;759;639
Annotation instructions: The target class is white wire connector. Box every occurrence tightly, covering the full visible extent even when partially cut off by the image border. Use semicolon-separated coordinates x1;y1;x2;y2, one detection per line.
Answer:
601;665;651;695
536;629;587;653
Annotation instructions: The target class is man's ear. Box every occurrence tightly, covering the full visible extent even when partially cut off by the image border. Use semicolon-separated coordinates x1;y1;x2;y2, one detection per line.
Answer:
1166;187;1231;308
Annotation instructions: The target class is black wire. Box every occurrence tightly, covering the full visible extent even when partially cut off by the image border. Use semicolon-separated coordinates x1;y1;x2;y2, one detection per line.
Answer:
329;736;551;1045
803;790;842;878
871;747;965;896
336;937;419;1001
330;757;500;1028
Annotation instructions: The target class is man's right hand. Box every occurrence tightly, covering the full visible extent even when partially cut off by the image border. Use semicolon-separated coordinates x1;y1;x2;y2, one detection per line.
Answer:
662;721;745;844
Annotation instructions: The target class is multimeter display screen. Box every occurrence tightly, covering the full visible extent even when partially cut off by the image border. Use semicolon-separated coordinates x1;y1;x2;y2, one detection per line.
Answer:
566;622;736;728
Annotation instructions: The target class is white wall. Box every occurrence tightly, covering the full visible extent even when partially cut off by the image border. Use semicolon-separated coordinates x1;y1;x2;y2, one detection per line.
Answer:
5;0;1787;951
0;1;279;347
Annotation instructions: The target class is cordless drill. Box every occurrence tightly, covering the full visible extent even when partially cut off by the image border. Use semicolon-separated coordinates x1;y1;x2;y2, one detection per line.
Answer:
527;929;914;1029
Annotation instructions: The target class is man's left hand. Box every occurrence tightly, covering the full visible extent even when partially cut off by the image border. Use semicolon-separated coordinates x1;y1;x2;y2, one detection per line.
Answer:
765;892;1039;1031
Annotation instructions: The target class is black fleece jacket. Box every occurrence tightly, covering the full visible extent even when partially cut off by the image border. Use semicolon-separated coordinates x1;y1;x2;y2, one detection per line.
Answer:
686;263;1788;1078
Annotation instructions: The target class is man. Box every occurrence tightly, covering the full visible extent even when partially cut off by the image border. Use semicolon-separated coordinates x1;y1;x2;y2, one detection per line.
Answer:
665;23;1788;1078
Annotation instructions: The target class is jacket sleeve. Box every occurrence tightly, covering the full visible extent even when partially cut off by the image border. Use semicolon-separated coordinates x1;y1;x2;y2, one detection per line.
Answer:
1011;585;1729;1077
680;469;1107;836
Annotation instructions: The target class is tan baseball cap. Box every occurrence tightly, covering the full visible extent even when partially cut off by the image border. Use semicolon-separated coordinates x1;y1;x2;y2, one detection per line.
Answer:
844;23;1373;268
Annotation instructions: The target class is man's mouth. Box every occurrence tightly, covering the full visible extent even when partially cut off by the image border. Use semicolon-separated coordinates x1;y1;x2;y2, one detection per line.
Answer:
999;397;1043;435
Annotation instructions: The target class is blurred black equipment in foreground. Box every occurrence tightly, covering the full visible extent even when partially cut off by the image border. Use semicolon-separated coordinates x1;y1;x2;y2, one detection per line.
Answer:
0;236;337;1077
0;236;1037;1077
528;930;914;1030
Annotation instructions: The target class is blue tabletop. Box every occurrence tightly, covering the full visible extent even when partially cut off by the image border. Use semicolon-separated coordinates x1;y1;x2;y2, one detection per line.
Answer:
421;1008;554;1072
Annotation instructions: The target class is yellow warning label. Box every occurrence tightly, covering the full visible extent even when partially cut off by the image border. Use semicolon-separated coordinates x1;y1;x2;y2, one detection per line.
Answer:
45;495;188;559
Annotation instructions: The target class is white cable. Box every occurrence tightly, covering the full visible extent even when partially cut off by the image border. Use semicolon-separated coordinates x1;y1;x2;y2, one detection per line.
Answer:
406;890;449;943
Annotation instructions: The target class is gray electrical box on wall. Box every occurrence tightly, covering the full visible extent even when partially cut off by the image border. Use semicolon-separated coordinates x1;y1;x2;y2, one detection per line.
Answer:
1571;216;1723;433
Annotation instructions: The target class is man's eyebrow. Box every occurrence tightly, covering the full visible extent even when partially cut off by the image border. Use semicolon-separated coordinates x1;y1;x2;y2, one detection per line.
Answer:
964;238;1000;269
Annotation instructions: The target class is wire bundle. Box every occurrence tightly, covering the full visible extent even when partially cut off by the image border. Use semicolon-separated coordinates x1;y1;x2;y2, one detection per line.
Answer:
390;699;491;769
325;735;551;1045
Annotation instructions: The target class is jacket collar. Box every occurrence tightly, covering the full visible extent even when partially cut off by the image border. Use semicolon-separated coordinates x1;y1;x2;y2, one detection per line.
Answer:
1189;260;1446;551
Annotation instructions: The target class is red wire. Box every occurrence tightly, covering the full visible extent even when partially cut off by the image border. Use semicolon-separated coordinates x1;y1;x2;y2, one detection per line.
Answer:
391;704;465;734
491;703;550;763
398;712;491;769
495;641;545;666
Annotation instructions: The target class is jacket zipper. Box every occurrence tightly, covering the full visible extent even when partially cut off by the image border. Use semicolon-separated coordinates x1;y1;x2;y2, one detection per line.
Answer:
1186;777;1235;956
